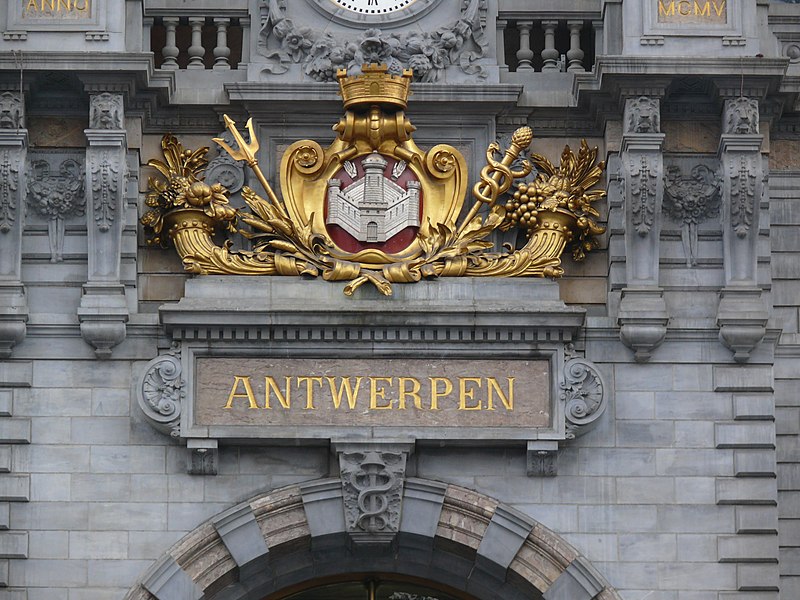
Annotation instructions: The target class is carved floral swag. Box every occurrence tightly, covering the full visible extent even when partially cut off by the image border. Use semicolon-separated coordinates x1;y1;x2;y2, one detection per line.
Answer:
258;0;488;82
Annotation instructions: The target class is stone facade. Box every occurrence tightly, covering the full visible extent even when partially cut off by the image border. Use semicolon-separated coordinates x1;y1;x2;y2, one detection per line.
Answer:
0;0;799;598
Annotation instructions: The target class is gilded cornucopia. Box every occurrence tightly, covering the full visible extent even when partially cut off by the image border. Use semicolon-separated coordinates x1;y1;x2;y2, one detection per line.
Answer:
141;64;606;295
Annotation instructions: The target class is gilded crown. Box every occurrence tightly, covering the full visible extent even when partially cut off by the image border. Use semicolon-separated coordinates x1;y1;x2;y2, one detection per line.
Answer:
337;64;413;111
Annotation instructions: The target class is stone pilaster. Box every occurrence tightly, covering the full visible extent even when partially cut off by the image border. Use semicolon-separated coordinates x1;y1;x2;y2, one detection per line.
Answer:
0;91;28;358
78;92;129;358
618;95;669;362
716;97;768;362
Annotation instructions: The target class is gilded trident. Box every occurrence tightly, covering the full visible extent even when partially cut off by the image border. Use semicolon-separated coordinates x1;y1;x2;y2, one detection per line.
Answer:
214;115;288;218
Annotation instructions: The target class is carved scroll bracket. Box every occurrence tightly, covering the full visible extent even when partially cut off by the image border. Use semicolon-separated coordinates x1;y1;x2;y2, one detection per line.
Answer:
333;441;413;551
0;112;29;358
79;92;129;358
136;351;184;438
716;97;767;362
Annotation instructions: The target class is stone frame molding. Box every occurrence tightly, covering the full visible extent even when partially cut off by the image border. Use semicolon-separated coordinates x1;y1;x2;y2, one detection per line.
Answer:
124;478;619;600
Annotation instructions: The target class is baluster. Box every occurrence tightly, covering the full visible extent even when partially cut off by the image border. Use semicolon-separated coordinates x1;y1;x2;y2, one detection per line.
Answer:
516;21;534;71
213;18;231;70
567;21;585;72
496;18;508;73
187;17;206;70
161;17;179;70
541;20;559;72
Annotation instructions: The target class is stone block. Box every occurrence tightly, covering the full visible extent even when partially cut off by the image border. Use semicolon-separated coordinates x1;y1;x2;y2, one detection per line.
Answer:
475;505;533;579
776;408;800;435
655;392;733;421
657;562;736;590
618;533;676;561
28;531;68;560
614;391;655;420
656;449;734;476
674;421;716;449
0;420;31;445
30;417;71;445
577;505;658;533
718;534;778;562
8;558;88;587
71;474;132;502
737;563;779;591
91;388;131;417
88;503;167;532
89;445;166;474
778;491;800;518
211;504;268;572
615;477;674;504
616;421;674;447
514;504;577;532
70;417;131;445
778;463;800;490
713;366;773;392
676;534;718;562
87;559;154;587
734;395;775;420
0;363;32;388
69;531;128;560
540;476;615;504
716;478;778;505
15;445;89;473
735;506;778;534
579;448;656;476
716;423;775;449
674;478;716;504
734;450;776;477
10;502;88;531
29;474;70;502
0;532;27;558
657;505;735;533
142;555;202;600
781;547;800;575
166;502;229;532
128;530;185;560
562;533;618;563
541;557;603;600
400;478;447;539
0;475;28;502
15;389;92;417
615;364;674;391
0;391;12;417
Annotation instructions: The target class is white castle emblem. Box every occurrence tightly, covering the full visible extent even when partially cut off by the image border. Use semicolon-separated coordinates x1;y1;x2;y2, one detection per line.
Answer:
326;151;421;243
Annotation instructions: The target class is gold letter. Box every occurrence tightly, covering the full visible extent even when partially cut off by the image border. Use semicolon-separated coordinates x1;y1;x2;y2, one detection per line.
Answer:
369;377;394;409
57;0;71;12
658;0;675;16
678;0;691;15
74;0;88;10
297;376;323;410
398;377;422;409
26;0;38;12
714;0;725;16
327;376;363;409
265;376;291;409
429;377;452;410
459;378;482;410
224;376;258;409
41;0;55;12
694;1;710;16
487;377;515;410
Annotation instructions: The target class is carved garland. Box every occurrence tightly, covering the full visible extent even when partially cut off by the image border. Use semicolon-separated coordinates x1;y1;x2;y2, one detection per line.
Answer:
0;150;19;233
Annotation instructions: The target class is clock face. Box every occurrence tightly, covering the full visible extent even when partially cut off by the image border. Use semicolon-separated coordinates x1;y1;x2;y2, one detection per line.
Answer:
330;0;419;15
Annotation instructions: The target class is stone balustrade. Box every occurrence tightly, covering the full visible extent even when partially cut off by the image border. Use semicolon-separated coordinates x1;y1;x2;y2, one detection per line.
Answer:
145;15;248;70
498;18;598;73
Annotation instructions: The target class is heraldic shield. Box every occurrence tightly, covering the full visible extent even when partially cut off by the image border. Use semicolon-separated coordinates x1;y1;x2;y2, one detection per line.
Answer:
142;63;607;295
281;65;468;264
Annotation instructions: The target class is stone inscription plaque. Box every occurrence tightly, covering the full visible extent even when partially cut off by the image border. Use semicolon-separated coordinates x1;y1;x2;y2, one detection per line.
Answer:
657;0;727;24
195;358;550;429
22;0;91;19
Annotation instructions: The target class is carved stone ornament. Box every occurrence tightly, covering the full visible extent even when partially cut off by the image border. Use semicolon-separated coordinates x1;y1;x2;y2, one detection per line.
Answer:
724;97;759;135
90;150;121;231
625;97;660;134
27;155;85;262
206;131;246;194
728;155;757;238
0;149;20;234
339;450;406;543
141;65;607;296
561;357;607;439
628;155;659;237
258;0;488;82
89;93;124;130
663;164;722;267
389;594;440;600
0;92;24;130
137;352;184;438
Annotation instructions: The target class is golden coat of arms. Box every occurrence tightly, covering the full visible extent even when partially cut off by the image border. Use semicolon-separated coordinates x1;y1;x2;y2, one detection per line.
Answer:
142;64;606;295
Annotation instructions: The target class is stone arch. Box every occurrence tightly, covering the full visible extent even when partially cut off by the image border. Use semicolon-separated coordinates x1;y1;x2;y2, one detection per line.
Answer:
124;478;622;600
